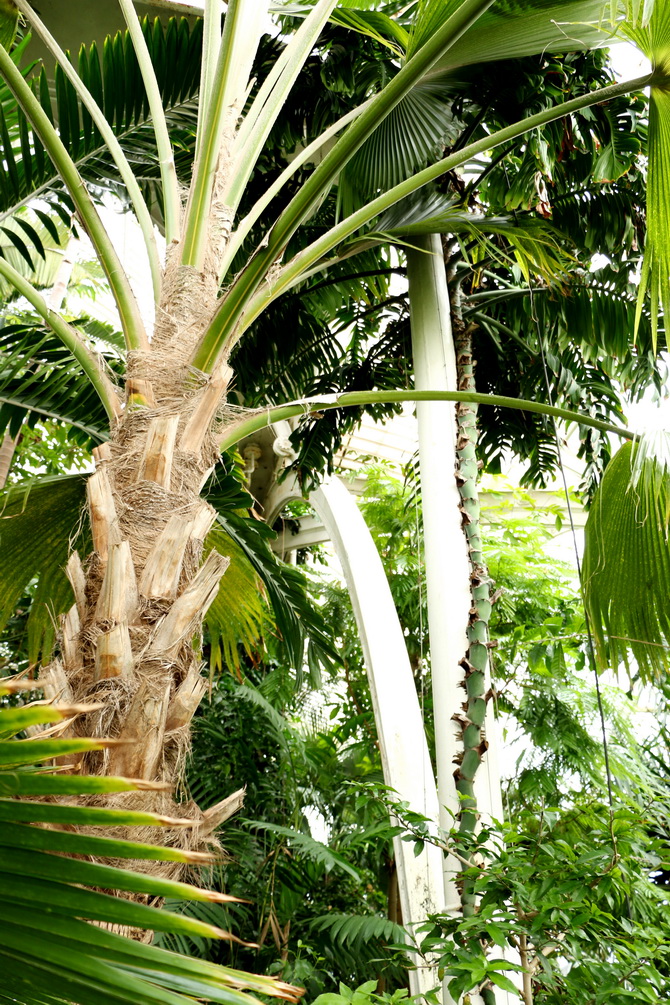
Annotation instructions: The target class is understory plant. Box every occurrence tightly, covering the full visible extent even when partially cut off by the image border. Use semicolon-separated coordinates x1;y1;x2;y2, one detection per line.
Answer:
153;465;670;1003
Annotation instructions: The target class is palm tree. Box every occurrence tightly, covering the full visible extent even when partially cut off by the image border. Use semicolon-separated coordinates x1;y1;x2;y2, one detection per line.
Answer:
0;0;665;918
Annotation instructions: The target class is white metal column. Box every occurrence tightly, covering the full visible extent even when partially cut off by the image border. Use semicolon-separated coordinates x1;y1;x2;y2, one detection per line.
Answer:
312;476;447;999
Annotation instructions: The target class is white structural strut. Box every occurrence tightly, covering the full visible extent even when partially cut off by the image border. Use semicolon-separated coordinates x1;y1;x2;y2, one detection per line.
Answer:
407;236;513;1004
311;476;446;999
406;236;473;911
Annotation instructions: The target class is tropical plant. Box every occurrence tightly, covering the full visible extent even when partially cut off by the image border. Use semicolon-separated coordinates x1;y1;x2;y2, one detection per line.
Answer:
0;12;668;1005
0;0;649;815
0;676;301;1005
157;463;670;1003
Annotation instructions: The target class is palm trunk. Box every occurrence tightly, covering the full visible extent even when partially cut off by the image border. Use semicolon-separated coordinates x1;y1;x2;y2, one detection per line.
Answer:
38;265;235;861
0;432;18;488
453;319;491;903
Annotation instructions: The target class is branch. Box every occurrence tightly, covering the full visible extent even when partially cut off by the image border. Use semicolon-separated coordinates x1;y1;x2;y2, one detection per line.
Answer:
218;389;634;452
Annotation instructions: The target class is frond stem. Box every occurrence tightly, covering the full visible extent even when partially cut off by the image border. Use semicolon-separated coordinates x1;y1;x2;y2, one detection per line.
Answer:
0;258;121;425
118;0;182;246
196;0;225;162
194;0;497;367
219;389;634;453
219;100;369;280
0;43;149;352
234;72;652;345
14;0;163;303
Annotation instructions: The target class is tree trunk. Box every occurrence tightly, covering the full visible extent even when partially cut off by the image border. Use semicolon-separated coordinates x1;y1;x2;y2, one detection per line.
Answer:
38;261;234;865
0;432;18;488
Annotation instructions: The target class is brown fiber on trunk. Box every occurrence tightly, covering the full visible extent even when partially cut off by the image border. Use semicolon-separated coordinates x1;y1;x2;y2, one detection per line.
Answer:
35;289;247;885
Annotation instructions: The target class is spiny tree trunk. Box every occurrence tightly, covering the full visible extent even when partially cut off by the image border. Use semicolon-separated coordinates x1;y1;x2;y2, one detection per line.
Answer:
453;317;493;915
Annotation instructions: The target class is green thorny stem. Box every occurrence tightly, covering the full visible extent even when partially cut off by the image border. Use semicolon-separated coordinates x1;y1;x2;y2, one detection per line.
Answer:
453;312;494;920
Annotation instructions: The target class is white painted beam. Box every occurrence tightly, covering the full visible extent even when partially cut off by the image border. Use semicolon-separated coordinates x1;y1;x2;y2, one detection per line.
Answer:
312;476;446;999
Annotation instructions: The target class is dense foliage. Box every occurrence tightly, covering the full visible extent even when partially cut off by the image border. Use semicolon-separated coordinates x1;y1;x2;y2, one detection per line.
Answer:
153;466;670;1002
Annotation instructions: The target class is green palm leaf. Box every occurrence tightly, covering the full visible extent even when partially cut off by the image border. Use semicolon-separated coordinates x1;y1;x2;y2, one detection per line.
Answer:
583;435;670;677
333;192;568;286
0;473;86;664
0;319;115;444
0;16;202;231
0;682;300;1005
205;523;267;674
338;79;458;216
410;0;609;66
620;2;670;344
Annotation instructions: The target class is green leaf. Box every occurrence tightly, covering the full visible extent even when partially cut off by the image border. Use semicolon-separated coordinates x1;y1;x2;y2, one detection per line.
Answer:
0;0;18;51
0;797;181;827
583;436;670;677
0;473;87;664
488;971;521;995
0;736;115;767
0;772;156;797
0;871;228;937
0;703;68;739
0;17;203;230
204;522;266;673
0;821;205;864
0;846;227;904
414;1;609;67
247;820;361;879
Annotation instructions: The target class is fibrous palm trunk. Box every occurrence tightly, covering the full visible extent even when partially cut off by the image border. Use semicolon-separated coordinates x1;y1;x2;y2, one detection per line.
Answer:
38;257;237;856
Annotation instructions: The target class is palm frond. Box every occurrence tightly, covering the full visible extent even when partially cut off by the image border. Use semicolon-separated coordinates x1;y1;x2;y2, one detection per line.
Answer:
205;466;338;681
0;17;203;230
582;436;670;677
246;820;361;879
0;473;86;665
337;192;568;285
412;1;611;68
0;320;115;444
338;79;459;216
205;523;267;674
0;683;301;1005
308;912;408;974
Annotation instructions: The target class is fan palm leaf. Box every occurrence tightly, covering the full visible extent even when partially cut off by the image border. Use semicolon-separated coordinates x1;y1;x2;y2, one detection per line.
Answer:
409;0;610;66
0;679;301;1005
583;434;670;677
